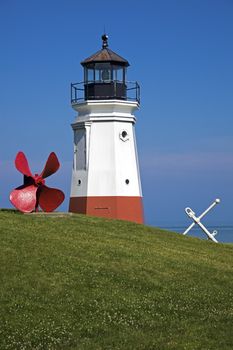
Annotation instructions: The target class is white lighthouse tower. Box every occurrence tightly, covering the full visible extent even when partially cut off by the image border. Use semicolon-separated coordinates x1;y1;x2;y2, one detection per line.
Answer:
69;35;144;224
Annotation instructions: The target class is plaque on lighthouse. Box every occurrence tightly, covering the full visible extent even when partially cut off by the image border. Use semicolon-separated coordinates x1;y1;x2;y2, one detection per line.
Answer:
69;35;144;224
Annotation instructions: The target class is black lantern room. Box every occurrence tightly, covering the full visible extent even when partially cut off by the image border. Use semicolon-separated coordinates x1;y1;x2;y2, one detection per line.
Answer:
71;35;140;104
81;34;129;100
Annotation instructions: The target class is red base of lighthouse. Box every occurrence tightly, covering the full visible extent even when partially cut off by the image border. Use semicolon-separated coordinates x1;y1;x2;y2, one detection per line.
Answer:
69;196;144;224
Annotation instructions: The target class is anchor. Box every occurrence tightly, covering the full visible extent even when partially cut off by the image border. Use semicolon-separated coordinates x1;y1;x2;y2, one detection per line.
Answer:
183;199;220;243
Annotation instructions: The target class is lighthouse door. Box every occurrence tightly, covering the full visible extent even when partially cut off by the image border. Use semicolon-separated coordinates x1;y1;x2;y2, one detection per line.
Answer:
74;129;86;170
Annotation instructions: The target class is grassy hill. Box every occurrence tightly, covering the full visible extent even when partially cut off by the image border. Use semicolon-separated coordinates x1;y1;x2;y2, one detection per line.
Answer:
0;210;232;350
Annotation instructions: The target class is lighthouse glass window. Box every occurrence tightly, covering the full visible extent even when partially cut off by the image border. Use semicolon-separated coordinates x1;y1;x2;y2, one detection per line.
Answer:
87;68;94;82
113;66;125;82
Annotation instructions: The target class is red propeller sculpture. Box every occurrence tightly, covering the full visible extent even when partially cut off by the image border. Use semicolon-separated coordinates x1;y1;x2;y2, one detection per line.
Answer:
10;152;65;213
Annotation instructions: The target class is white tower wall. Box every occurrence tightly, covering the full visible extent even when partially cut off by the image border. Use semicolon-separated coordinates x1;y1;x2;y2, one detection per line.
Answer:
69;100;144;223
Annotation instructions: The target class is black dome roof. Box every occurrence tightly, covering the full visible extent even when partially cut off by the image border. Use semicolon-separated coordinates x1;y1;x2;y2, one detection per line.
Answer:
81;35;129;67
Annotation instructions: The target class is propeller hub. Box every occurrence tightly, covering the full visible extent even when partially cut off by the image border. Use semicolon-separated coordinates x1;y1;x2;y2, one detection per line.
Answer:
34;174;45;186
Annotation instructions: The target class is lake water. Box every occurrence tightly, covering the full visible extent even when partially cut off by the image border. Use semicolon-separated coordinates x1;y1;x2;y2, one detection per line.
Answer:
159;225;233;244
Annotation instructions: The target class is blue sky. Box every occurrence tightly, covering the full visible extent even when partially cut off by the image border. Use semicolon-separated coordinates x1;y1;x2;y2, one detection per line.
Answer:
0;0;232;228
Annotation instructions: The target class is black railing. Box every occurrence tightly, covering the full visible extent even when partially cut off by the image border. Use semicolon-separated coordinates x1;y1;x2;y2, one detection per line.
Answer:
71;81;140;104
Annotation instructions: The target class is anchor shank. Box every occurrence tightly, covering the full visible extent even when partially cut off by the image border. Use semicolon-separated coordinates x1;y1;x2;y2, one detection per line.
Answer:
196;220;218;243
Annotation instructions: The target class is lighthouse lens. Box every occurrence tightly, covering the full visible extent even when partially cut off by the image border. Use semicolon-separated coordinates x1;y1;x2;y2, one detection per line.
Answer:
101;69;110;81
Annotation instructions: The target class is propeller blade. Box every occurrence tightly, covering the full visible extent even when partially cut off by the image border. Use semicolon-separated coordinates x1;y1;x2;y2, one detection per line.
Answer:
38;185;65;212
40;152;60;179
15;152;33;178
10;184;37;213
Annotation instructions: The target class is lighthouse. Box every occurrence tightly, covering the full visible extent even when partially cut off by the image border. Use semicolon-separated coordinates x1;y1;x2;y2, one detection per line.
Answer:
69;35;144;224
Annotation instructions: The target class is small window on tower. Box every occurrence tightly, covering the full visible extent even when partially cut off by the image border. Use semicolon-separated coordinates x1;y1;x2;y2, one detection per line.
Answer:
119;130;129;141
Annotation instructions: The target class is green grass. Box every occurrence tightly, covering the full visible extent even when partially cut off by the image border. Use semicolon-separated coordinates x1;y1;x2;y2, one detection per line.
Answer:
0;211;232;350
